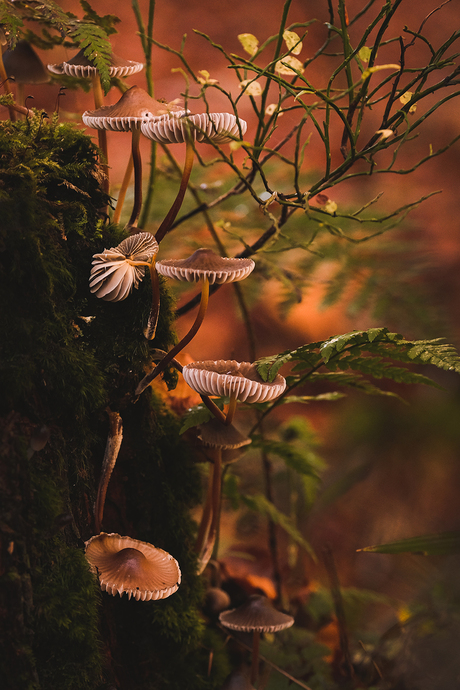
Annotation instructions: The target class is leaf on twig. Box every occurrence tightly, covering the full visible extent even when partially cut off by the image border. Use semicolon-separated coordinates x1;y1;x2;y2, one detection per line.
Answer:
283;30;303;55
237;33;259;56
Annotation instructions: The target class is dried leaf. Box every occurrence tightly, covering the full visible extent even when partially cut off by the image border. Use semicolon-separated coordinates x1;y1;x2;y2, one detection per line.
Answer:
275;55;304;75
237;33;259;56
239;79;263;96
283;30;303;55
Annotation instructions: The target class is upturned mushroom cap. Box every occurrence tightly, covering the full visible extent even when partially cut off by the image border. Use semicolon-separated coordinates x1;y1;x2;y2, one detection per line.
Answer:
197;418;251;450
3;40;50;84
85;532;181;601
82;85;188;132
48;48;144;78
182;360;286;404
219;594;294;632
141;111;247;144
89;231;158;301
156;248;255;285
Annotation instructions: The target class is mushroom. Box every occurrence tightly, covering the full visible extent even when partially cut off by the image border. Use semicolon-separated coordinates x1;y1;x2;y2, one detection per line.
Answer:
135;249;255;392
140;112;247;243
194;419;252;574
3;39;50;109
89;230;158;302
82;86;187;230
219;594;294;684
181;359;286;425
85;532;181;601
49;49;144;191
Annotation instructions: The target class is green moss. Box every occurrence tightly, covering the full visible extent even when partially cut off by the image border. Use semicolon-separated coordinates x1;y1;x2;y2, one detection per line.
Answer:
1;118;221;689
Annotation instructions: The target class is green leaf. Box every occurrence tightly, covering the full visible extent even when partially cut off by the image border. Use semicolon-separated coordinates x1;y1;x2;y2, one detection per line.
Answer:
256;350;293;382
358;531;460;555
70;23;113;94
251;436;320;478
179;404;214;434
241;493;316;559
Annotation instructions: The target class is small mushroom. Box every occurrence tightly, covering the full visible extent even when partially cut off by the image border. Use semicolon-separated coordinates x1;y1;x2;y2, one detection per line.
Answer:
85;532;181;601
141;112;247;242
89;231;158;302
83;85;187;230
219;594;294;684
49;49;144;191
195;419;252;574
3;40;50;109
135;249;255;392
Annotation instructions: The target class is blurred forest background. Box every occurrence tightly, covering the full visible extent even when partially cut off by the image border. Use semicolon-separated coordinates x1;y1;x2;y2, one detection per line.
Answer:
4;0;460;687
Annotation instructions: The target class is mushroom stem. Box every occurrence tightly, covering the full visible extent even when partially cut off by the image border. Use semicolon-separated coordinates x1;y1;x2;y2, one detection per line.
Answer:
225;394;238;426
144;258;161;340
250;630;261;686
195;462;214;555
91;74;109;194
155;134;195;243
127;127;143;232
200;394;227;424
197;447;222;574
95;410;123;533
135;276;210;395
112;153;134;225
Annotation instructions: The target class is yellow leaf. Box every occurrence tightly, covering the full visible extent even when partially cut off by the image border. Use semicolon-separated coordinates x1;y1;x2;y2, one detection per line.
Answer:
229;139;250;151
275;55;304;75
400;91;417;113
361;63;400;80
358;46;372;63
197;69;219;85
238;33;259;56
239;79;263;96
283;30;303;55
324;199;337;214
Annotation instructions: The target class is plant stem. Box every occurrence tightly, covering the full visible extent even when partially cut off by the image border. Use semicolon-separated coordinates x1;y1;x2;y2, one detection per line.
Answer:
91;74;109;195
95;411;123;533
251;630;261;685
144;259;161;340
112;154;134;226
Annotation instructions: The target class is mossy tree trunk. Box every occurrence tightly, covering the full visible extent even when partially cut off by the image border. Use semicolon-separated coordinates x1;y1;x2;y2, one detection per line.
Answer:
0;118;220;690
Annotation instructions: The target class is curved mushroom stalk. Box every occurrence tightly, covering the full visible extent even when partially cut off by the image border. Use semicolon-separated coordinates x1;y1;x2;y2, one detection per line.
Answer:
140;112;248;243
135;249;255;396
95;410;123;533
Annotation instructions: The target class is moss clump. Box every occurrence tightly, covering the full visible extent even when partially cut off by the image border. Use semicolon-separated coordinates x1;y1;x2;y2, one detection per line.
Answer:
0;117;216;689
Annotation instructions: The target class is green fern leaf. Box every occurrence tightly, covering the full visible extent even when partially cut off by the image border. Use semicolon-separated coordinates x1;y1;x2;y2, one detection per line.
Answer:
251;436;320;478
241;493;316;559
358;531;460;555
70;23;112;93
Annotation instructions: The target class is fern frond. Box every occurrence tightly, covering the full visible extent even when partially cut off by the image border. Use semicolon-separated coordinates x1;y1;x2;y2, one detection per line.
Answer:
255;328;460;402
70;23;112;93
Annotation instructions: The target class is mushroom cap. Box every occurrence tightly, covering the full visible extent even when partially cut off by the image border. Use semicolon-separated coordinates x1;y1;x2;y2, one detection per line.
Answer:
156;248;255;285
3;40;50;84
197;418;251;450
219;594;294;633
48;48;144;78
82;85;188;132
182;360;286;404
89;231;158;301
85;532;181;601
141;111;247;144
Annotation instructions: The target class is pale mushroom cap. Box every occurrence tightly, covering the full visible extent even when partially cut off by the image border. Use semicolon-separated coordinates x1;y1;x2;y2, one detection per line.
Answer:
198;418;251;450
4;40;50;84
156;248;255;285
141;111;247;144
89;231;158;301
219;594;294;633
85;532;181;601
82;85;188;132
48;49;144;78
182;360;286;404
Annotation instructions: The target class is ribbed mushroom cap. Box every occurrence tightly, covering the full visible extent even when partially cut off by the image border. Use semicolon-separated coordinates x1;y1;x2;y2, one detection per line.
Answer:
4;40;50;84
141;111;247;144
198;418;251;450
156;248;255;285
182;360;286;404
82;85;188;132
85;532;181;601
89;231;158;301
219;594;294;632
48;48;144;78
